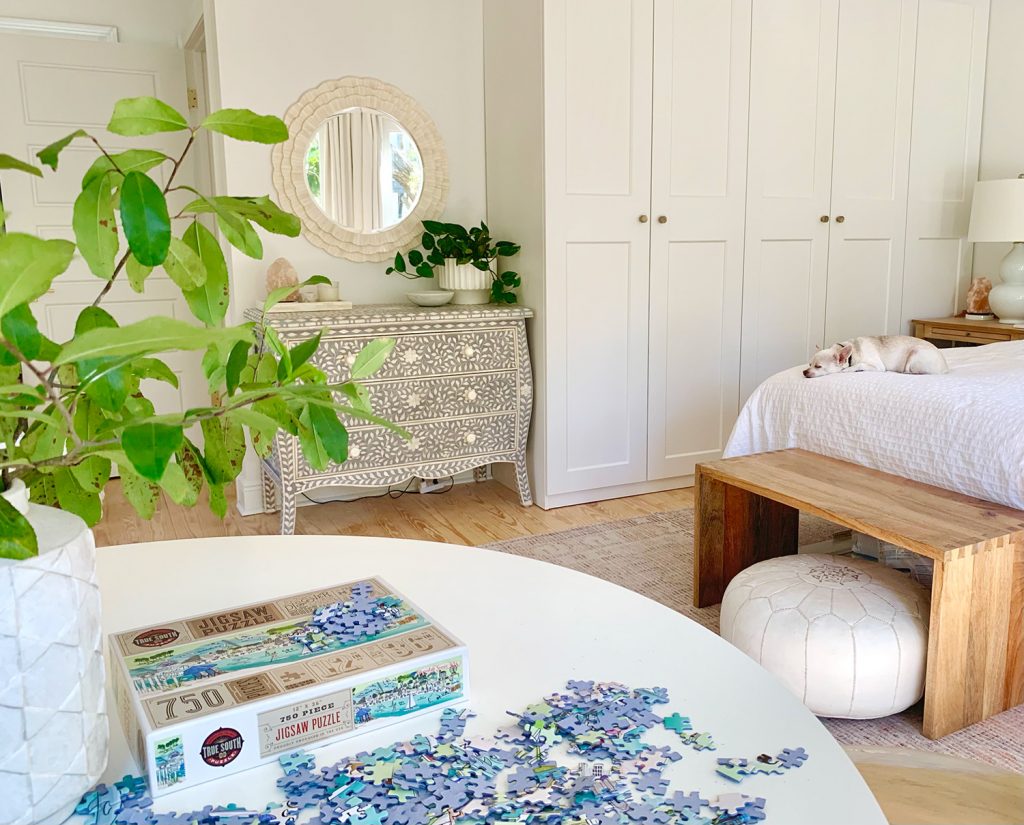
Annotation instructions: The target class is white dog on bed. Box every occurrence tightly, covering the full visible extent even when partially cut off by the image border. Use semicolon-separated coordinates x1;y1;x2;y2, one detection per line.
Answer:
803;335;949;378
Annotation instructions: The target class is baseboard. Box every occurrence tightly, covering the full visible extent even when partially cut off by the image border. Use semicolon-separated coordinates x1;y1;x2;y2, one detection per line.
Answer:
538;475;695;509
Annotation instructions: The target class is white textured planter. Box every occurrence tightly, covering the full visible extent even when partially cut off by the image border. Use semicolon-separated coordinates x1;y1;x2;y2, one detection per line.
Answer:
0;480;107;825
438;260;491;305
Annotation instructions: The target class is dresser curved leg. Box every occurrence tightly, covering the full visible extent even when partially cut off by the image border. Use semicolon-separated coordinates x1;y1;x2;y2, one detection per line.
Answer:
279;486;297;535
513;455;532;507
473;466;488;483
261;464;280;514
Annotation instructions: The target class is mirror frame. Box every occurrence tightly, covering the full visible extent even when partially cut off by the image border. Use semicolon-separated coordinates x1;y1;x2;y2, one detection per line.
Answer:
272;76;449;262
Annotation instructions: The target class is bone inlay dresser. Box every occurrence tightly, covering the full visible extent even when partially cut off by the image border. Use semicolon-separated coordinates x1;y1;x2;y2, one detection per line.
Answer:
245;304;534;534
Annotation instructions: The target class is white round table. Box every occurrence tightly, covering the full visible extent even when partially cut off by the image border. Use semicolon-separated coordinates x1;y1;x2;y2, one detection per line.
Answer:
95;536;885;824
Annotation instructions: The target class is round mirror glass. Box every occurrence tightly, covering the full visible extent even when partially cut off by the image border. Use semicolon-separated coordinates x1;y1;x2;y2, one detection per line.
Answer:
303;106;424;234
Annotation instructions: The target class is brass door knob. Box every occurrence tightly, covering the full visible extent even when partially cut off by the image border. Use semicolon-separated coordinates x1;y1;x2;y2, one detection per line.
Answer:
638;214;649;223
835;215;845;223
820;215;830;223
657;215;668;224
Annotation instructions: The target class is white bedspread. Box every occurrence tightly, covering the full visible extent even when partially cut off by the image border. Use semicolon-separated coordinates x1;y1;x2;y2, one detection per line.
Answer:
725;340;1024;510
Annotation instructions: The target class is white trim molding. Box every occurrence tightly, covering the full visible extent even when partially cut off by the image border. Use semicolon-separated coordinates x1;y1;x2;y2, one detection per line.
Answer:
0;17;118;42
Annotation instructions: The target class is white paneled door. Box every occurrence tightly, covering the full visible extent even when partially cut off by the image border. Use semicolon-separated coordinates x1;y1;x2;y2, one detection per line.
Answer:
0;34;203;416
647;0;750;479
740;0;840;399
824;0;916;345
544;0;654;495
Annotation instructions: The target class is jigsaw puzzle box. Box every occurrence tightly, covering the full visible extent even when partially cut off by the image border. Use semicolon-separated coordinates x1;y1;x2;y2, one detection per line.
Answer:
109;577;469;796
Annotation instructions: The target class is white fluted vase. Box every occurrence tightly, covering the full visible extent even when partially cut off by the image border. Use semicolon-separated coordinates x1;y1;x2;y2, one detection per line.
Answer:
438;260;491;305
0;479;107;825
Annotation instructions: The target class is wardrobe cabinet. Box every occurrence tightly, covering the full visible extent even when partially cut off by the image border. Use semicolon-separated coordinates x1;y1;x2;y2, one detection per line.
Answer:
483;0;989;508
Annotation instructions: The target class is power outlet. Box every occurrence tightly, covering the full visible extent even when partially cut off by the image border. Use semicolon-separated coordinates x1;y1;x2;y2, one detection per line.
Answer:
418;477;446;494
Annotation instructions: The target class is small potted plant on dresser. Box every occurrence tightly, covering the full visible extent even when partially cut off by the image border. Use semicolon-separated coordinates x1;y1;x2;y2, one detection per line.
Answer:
0;96;396;824
386;220;521;305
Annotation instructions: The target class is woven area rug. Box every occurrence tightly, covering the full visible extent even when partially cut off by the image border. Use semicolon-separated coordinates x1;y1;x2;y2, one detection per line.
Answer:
484;509;1024;774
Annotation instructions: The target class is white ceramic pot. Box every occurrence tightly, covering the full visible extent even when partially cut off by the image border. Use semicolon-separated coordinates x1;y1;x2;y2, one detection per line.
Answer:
437;260;491;305
0;479;107;825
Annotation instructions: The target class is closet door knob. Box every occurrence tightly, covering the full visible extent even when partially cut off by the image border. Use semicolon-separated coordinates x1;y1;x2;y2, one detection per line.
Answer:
638;214;649;223
835;215;845;223
657;215;668;224
819;215;830;223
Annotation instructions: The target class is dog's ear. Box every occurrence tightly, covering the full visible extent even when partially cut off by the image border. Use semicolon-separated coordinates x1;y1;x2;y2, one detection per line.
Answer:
837;343;853;363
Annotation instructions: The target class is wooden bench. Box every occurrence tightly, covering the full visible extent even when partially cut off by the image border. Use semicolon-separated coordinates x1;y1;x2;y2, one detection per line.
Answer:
693;449;1024;739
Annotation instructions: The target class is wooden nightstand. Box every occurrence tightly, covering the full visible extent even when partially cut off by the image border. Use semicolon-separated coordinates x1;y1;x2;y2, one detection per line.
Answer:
912;316;1024;346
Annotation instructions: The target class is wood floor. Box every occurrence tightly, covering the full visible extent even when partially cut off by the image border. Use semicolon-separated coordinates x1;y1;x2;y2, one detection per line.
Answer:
95;478;1023;825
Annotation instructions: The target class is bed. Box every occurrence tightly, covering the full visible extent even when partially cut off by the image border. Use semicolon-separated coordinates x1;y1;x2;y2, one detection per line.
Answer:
725;339;1024;510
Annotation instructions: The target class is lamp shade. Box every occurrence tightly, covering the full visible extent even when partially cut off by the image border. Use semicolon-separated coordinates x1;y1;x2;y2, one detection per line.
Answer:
968;178;1024;242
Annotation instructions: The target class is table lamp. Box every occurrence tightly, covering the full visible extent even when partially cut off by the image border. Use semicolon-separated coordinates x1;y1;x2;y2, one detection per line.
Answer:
967;175;1024;324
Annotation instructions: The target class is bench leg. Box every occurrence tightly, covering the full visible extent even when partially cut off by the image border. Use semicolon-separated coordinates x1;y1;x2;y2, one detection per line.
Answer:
693;468;800;607
923;538;1024;739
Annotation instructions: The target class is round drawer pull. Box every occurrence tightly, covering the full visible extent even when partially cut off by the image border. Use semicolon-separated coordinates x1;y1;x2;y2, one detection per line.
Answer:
349;446;362;459
344;353;357;367
405;392;423;408
464;432;477;445
462;345;477;358
464;389;478;402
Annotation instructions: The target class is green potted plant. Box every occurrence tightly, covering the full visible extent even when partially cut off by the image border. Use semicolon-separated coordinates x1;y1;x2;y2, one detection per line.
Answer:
0;96;398;824
386;220;521;305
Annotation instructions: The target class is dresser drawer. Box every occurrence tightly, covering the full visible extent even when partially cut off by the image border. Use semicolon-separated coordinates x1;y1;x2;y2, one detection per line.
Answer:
287;413;519;479
313;328;517;382
361;372;518;424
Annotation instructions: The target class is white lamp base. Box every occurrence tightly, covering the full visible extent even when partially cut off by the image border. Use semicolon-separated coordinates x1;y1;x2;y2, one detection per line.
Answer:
991;242;1024;324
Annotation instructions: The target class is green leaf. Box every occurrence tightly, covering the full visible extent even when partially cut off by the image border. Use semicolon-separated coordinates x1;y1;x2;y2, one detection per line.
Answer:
392;252;406;273
134;357;179;387
415;262;434;279
421;232;435;250
350;338;396;380
0;494;37;560
201;108;288;143
81;148;169;189
189;195;301;237
36;130;88;170
1;303;42;360
297;406;328;470
73;307;129;412
308;402;348;463
119;466;159;519
217;212;262;258
107;97;188;136
175;440;206;504
120;171;171;266
289;331;321;372
208;482;228;518
0;153;43;177
55;317;252;364
200;417;245;483
263;274;330;312
159;460;198;507
69;397;112;493
55;468;101;526
121;421;183;481
227;407;279;457
0;234;75;318
408;250;423;266
225;340;249;394
72;173;119;279
181;220;229;326
422;220;447;234
125;254;153;293
163;236;207;290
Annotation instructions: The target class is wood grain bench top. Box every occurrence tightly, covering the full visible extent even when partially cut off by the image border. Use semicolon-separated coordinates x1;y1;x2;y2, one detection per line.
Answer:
697;449;1024;562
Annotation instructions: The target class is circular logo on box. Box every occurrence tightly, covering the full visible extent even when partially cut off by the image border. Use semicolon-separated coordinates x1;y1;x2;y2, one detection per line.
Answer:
132;628;179;648
200;727;244;767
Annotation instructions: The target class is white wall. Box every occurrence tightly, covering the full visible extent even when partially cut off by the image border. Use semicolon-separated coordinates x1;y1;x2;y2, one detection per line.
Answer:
205;0;488;314
973;0;1024;282
0;0;200;45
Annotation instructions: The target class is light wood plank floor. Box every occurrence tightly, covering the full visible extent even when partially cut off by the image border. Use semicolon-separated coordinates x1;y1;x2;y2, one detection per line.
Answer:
95;479;1023;825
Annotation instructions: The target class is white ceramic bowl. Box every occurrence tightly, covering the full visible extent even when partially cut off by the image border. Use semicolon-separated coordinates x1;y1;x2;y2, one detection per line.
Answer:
407;290;455;307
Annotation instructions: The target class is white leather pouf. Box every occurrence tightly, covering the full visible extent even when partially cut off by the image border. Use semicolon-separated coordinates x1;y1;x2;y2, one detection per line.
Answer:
720;554;930;719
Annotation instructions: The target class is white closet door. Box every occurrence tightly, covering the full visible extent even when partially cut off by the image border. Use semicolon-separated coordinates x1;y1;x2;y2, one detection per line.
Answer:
544;0;654;495
824;0;917;344
647;0;750;479
740;0;839;399
902;0;989;327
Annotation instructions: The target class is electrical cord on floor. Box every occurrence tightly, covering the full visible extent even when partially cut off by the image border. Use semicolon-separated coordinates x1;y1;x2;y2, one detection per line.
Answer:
299;476;455;505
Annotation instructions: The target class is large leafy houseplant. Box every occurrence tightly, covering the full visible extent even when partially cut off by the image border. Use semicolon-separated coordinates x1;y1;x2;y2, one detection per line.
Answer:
0;96;398;559
386;220;521;303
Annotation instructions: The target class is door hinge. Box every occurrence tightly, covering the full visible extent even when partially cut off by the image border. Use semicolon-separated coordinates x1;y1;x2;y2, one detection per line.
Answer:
187;87;199;110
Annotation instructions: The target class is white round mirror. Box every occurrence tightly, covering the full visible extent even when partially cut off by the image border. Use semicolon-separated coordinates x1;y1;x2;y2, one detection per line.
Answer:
273;77;448;262
303;107;424;234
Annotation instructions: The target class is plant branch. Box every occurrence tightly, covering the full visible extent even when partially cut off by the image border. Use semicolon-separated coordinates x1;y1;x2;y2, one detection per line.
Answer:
0;339;80;446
